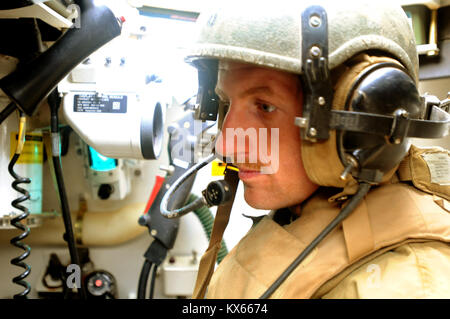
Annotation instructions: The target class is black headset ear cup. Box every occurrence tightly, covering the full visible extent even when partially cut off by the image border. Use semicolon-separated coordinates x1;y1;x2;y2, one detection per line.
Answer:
337;62;422;178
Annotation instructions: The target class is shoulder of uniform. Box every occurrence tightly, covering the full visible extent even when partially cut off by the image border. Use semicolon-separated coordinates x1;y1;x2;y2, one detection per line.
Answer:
321;241;450;299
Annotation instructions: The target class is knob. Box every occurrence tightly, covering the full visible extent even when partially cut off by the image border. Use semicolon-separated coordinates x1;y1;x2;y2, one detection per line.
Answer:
85;270;117;299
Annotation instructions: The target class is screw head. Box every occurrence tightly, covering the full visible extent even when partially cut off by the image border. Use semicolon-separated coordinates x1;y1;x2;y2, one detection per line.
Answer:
309;14;321;28
309;127;317;137
318;96;326;106
310;46;321;58
295;117;308;128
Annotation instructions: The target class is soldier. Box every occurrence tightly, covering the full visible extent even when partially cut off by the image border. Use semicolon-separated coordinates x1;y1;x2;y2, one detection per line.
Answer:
185;0;450;298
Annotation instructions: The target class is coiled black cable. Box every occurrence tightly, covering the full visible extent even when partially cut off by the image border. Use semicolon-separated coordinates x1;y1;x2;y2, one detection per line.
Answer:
8;113;32;299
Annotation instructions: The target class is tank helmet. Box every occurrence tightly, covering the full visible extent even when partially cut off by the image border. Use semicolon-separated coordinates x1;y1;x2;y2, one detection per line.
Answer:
186;0;449;188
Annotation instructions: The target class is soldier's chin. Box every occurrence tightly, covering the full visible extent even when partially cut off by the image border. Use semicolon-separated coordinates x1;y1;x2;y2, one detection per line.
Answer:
243;186;281;210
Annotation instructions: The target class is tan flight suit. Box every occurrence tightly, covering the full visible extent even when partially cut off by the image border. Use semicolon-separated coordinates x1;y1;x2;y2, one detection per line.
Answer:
205;146;450;298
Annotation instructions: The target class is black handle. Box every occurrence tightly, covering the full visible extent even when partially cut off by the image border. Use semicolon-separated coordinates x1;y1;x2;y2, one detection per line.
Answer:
0;0;121;116
143;165;197;250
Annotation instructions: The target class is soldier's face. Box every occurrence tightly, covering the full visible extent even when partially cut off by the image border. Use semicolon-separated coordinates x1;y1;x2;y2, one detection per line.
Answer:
215;61;318;209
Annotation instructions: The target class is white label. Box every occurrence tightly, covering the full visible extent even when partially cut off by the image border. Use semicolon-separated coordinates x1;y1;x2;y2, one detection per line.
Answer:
421;152;450;185
112;101;121;110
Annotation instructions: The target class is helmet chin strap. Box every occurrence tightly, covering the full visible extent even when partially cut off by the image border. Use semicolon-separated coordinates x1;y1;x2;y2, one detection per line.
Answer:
192;167;240;299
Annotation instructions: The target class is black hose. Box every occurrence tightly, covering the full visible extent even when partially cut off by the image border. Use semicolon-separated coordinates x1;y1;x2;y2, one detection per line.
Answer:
48;90;86;299
137;259;152;299
52;156;83;277
149;264;158;299
160;154;215;219
8;153;32;299
0;102;17;125
259;182;372;299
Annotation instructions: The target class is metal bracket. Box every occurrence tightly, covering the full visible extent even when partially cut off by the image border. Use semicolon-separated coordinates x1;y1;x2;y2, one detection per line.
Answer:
299;5;333;141
194;59;219;121
389;109;410;144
